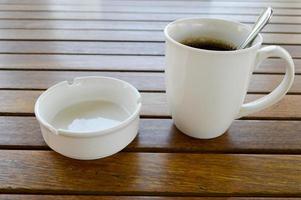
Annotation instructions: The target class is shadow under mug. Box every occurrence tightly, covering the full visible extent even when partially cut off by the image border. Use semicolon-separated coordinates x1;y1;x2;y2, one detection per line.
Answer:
164;18;295;139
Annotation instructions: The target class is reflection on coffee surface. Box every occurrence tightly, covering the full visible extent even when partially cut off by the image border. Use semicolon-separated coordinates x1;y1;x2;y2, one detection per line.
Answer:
181;37;236;51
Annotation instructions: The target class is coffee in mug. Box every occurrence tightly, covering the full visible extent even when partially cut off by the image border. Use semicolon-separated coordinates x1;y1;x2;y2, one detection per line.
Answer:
181;37;236;51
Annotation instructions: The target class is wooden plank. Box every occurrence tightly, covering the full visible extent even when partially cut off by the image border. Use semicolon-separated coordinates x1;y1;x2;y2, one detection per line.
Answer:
0;5;301;16
0;20;169;31
0;91;300;119
0;55;299;74
0;42;300;58
0;151;301;196
0;116;45;148
0;12;300;24
1;117;301;154
0;0;301;8
144;0;301;1
95;1;301;9
0;54;164;71
133;119;301;153
114;0;301;1
1;196;291;200
0;71;164;91
110;0;301;1
0;20;300;34
0;29;166;42
71;1;301;9
256;58;301;74
0;196;294;200
0;90;40;115
0;41;164;55
0;196;204;200
142;93;301;119
247;74;301;93
0;71;300;93
0;30;300;45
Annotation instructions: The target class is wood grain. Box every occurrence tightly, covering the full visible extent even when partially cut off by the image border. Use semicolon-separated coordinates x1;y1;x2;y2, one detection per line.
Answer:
0;196;297;200
1;5;301;16
0;12;300;24
0;20;169;31
0;90;40;115
132;119;301;153
0;41;164;55
0;30;300;45
0;20;300;34
0;55;299;74
0;42;300;58
0;91;300;119
73;1;301;9
0;71;299;93
141;93;301;119
0;71;164;91
0;0;301;8
97;1;301;8
0;151;301;196
0;54;164;71
1;117;301;154
0;0;300;198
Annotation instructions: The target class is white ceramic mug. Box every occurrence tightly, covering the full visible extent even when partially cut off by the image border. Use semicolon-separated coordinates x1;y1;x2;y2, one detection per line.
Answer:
164;18;295;139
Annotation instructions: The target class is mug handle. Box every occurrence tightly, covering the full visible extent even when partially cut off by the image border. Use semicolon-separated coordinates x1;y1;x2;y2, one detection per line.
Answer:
236;46;295;119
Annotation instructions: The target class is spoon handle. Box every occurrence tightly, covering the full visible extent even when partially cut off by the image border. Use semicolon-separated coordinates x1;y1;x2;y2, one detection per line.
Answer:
237;7;273;49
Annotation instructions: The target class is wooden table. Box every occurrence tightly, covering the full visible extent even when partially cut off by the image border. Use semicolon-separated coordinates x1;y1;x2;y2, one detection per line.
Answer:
0;0;301;199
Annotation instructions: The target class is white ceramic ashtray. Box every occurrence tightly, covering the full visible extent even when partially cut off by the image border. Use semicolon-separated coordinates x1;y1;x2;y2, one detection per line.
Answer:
35;76;141;160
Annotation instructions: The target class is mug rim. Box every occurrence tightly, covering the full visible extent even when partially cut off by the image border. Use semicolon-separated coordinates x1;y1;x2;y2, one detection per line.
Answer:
164;17;263;54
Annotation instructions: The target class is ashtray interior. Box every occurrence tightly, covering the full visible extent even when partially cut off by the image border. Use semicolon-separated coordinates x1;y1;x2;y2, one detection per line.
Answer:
51;99;130;132
36;77;141;134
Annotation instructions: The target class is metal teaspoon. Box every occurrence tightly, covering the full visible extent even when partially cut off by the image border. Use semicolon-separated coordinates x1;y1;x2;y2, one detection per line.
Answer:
237;7;273;49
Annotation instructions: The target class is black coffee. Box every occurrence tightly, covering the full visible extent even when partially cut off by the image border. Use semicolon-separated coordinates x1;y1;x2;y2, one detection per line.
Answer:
181;37;236;51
